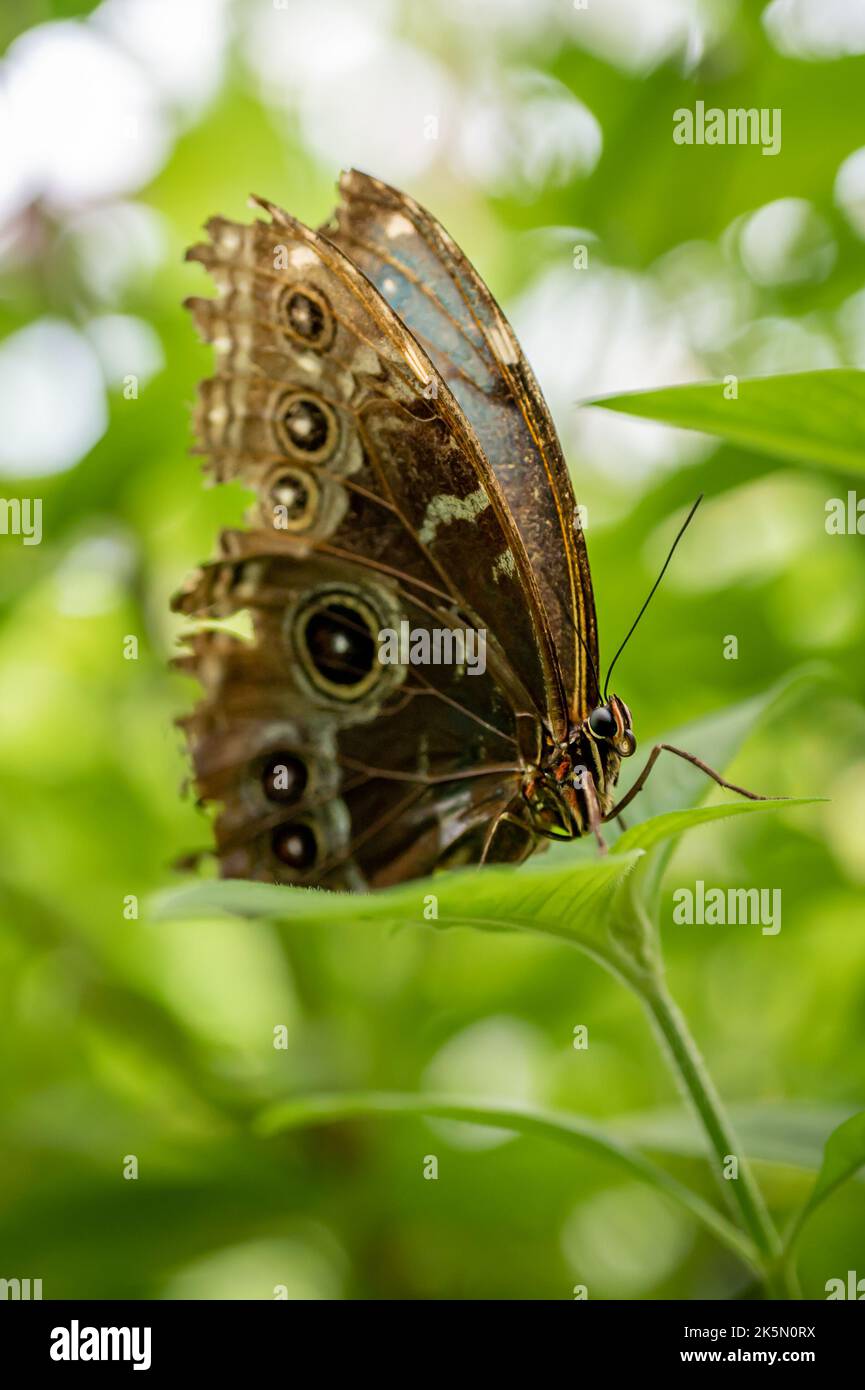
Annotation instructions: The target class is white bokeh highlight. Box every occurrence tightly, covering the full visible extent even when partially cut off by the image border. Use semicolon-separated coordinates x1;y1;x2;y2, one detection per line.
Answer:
738;198;835;288
764;0;865;60
59;201;167;303
53;533;136;618
94;0;229;120
0;319;107;477
564;0;724;73
0;22;169;216
85;314;164;390
834;147;865;240
511;264;709;481
456;71;601;193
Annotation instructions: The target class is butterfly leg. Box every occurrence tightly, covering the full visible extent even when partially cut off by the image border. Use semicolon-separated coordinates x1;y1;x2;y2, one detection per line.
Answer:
580;772;608;854
561;774;607;853
604;742;771;822
481;803;537;865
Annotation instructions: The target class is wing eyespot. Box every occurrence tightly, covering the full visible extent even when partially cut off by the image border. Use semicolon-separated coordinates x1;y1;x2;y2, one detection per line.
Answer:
278;284;335;351
260;752;308;805
267;467;321;532
271;819;319;869
289;586;390;703
274;391;339;463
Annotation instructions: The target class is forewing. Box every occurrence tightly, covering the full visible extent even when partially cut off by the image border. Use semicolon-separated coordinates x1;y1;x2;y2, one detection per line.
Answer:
175;196;555;886
323;169;600;722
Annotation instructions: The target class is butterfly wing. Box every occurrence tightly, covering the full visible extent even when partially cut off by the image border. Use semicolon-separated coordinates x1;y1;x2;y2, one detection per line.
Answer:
176;195;562;886
322;168;600;724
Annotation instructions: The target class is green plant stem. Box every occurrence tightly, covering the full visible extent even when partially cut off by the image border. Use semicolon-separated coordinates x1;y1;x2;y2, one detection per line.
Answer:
258;1090;759;1268
641;975;799;1299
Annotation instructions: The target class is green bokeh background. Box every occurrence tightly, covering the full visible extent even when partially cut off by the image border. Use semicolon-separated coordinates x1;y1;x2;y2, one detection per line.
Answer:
1;0;863;1299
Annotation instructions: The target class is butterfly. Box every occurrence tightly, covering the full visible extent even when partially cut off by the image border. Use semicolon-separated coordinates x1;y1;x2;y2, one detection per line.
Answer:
174;170;765;889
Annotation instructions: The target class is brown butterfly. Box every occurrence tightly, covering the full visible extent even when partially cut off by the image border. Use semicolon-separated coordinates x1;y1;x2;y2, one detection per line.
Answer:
173;170;765;889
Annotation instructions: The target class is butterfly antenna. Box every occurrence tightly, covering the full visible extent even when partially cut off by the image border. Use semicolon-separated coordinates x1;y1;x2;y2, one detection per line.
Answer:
554;583;601;706
603;494;703;702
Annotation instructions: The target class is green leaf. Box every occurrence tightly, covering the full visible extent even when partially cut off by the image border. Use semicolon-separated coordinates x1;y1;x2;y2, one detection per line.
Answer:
153;793;809;989
609;1102;859;1175
787;1110;865;1250
153;679;818;995
612;667;824;829
608;799;816;969
602;668;825;917
546;670;822;871
617;798;820;856
584;370;865;474
254;1089;758;1267
151;850;645;978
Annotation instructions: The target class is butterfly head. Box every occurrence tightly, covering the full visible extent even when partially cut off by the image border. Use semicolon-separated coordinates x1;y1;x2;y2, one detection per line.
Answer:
523;696;636;841
586;695;636;759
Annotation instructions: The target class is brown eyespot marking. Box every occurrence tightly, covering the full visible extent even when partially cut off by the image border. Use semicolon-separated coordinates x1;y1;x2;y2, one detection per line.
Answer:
274;391;339;463
261;751;308;805
271;819;318;870
268;467;320;532
291;588;385;702
278;285;335;351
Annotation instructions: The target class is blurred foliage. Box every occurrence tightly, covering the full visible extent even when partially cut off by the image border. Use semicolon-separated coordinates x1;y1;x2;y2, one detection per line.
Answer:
1;0;864;1300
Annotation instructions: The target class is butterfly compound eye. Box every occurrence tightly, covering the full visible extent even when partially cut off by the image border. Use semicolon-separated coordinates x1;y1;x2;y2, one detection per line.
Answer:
588;705;617;739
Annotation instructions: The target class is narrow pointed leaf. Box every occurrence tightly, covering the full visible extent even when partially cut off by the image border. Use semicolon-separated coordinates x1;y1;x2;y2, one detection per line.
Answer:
617;798;820;856
585;370;865;474
787;1110;865;1249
